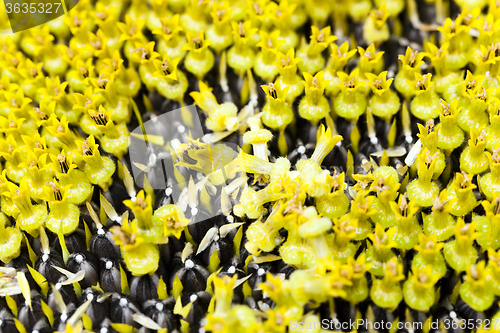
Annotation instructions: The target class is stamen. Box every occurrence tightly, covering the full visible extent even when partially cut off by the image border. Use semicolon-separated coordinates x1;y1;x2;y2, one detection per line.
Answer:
316;31;325;42
469;264;478;280
268;83;277;99
73;15;83;27
280;56;290;67
440;100;451;116
50;182;63;201
97;74;109;88
344;77;356;89
460;171;471;188
58;154;69;173
426;119;434;133
238;22;245;37
253;2;263;15
162;59;171;75
95;12;106;20
82;140;93;156
400;193;408;216
193;37;202;49
408;51;418;66
418;273;428;284
136;196;147;209
216;10;225;21
128;24;137;36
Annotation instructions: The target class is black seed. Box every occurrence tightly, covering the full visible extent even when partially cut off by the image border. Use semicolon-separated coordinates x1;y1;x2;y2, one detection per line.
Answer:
67;251;100;289
47;283;78;315
99;258;122;293
109;294;141;327
89;228;121;260
196;236;233;267
170;254;210;293
182;291;211;330
34;251;65;284
79;288;111;327
52;230;87;254
142;297;178;331
129;273;160;303
31;318;53;333
96;318;119;333
17;291;47;331
0;309;18;333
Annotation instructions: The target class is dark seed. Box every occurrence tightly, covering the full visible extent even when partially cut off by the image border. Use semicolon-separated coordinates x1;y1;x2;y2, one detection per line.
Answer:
142;297;178;331
17;291;47;331
67;251;100;289
89;228;121;260
0;309;18;333
34;251;65;284
79;288;111;327
99;258;122;293
109;294;141;327
170;254;210;293
47;283;78;315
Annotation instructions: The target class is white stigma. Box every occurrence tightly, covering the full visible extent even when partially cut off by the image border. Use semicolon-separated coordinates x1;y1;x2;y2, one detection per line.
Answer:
105;261;113;270
75;254;84;263
191;207;198;216
156;303;164;311
87;293;94;301
185;259;195;269
190;294;198;302
298;146;306;154
178;125;185;133
98;228;105;235
148;153;157;167
257;268;265;276
228;266;236;274
171;139;181;151
165;187;173;196
260;302;270;311
120;298;128;306
42;254;49;262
